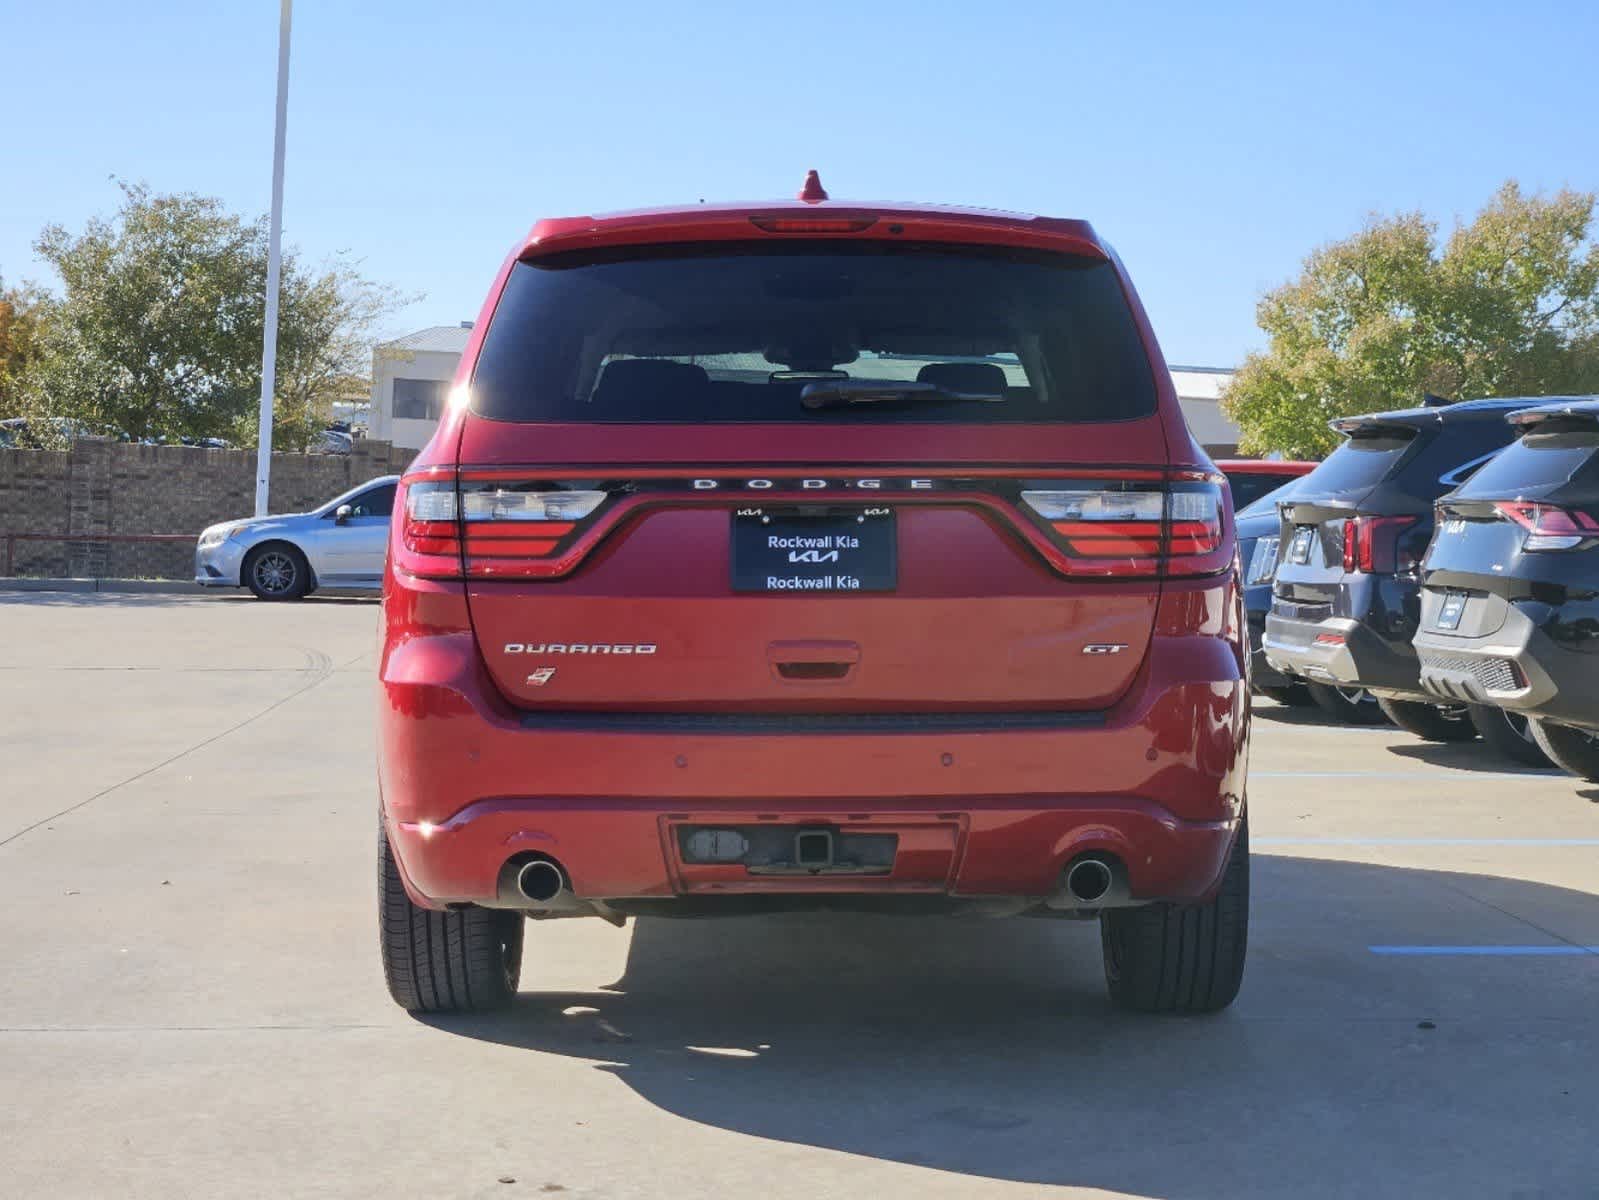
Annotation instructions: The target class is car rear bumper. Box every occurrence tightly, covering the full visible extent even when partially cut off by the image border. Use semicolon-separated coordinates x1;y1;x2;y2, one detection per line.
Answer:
1263;610;1421;698
378;630;1248;911
1247;610;1297;690
1414;596;1599;728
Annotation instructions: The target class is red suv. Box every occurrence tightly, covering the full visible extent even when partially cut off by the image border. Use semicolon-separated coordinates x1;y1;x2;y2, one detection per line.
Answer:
377;177;1251;1015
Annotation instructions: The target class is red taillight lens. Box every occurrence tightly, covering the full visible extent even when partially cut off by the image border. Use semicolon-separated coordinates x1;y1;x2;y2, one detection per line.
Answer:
459;483;607;577
1021;481;1226;577
1342;515;1419;574
393;478;462;578
1494;501;1599;551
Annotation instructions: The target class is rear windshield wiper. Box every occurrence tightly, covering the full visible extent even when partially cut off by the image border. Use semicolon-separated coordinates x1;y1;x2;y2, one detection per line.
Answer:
799;380;1006;411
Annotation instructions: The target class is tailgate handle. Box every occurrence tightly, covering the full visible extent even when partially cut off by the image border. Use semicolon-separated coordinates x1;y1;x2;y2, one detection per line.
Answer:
769;640;859;683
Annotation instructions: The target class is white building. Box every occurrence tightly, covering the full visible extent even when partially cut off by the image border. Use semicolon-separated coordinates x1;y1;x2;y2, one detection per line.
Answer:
370;325;1241;453
369;324;476;450
1169;365;1242;455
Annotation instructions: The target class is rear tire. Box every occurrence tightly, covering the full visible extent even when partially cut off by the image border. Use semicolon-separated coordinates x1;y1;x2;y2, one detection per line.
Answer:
378;822;523;1013
1468;705;1551;767
1305;681;1387;725
1100;821;1249;1014
1528;720;1599;782
1377;698;1477;743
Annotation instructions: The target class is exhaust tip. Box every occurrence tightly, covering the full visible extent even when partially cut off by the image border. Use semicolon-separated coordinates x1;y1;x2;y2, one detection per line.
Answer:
516;859;566;904
1065;857;1114;904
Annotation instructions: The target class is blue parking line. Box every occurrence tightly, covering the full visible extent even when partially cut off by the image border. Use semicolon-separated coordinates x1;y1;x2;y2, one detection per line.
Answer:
1254;770;1560;780
1370;945;1599;956
1256;837;1599;846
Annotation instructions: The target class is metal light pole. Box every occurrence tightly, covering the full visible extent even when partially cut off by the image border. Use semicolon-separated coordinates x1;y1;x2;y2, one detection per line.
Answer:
254;0;292;517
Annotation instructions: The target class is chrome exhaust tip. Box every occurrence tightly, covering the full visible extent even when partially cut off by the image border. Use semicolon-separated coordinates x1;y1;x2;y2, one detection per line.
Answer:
516;859;567;904
1064;857;1115;904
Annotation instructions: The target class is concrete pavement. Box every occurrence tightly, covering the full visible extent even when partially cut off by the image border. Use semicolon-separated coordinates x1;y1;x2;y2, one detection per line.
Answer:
1;593;1596;1198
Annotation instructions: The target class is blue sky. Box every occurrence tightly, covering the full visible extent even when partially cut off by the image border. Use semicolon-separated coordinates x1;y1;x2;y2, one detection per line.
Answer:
3;0;1595;367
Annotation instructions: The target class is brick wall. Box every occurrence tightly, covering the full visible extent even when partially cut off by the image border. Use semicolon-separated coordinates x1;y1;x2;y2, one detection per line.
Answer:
0;439;414;579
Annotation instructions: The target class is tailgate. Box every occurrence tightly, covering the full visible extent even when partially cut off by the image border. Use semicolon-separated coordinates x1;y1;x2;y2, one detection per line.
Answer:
462;483;1163;713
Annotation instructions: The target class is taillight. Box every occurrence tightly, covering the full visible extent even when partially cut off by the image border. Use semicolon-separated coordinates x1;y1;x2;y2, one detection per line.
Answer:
1341;515;1418;574
393;476;611;580
1494;501;1599;551
1020;480;1226;577
459;485;606;577
395;479;462;578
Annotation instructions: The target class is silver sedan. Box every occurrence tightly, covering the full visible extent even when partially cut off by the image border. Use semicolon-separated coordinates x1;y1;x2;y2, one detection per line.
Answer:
194;476;399;600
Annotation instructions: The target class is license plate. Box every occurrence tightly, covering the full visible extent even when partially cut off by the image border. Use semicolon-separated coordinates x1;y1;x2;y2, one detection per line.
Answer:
731;508;897;592
1435;590;1467;631
1288;527;1315;565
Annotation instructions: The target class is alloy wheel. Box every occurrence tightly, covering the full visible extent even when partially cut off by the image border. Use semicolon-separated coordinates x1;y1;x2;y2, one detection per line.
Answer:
252;551;298;596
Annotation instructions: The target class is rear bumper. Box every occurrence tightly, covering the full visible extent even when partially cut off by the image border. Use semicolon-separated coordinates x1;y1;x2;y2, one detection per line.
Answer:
1247;610;1297;690
1415;597;1599;728
378;629;1248;911
1263;610;1421;698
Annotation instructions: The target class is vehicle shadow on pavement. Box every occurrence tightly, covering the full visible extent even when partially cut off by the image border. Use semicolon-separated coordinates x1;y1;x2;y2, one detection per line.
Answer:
1384;740;1565;776
1250;702;1387;731
420;856;1599;1197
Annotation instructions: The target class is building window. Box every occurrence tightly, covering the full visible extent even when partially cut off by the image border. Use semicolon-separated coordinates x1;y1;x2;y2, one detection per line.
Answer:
392;378;448;420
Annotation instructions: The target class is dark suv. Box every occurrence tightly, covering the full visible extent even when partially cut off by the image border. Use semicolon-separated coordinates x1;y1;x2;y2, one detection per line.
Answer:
374;179;1251;1015
1263;399;1536;741
1415;398;1599;774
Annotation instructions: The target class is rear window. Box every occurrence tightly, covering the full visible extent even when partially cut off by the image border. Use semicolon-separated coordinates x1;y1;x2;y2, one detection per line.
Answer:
1303;417;1522;501
1455;428;1599;495
1300;429;1419;495
469;242;1157;423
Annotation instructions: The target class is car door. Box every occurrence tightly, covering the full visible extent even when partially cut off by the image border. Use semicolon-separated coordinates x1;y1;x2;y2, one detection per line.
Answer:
317;482;395;586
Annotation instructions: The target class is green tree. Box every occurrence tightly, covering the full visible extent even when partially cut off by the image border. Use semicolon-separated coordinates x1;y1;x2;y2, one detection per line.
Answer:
0;274;49;419
22;182;409;449
1222;182;1599;458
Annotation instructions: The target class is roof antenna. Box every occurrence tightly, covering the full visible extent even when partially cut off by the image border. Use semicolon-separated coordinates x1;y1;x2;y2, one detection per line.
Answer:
798;169;828;203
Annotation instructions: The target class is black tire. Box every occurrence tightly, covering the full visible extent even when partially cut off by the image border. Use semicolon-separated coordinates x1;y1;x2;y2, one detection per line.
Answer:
1468;705;1551;767
1258;683;1314;707
243;542;310;601
1305;681;1388;725
1377;697;1477;742
1100;821;1249;1014
378;823;523;1013
1528;719;1599;782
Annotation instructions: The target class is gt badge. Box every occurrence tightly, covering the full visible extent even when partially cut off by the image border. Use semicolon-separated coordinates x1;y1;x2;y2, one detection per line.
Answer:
1082;644;1127;655
526;667;557;687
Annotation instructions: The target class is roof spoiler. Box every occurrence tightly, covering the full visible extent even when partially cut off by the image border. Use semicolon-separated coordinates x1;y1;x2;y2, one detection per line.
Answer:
1329;414;1431;438
1508;402;1599;432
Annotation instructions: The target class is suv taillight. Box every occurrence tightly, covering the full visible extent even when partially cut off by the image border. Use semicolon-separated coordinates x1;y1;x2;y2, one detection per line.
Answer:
1341;515;1419;574
1495;501;1599;551
1020;480;1226;578
392;474;610;580
395;478;462;578
459;484;606;577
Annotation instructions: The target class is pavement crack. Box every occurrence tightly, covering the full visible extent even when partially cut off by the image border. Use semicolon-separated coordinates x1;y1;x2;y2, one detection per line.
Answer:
1434;876;1599;955
0;648;356;851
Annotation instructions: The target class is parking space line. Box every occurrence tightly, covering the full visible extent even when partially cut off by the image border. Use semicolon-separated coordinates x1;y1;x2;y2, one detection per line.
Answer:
1256;837;1599;846
1370;945;1599;956
1254;770;1561;780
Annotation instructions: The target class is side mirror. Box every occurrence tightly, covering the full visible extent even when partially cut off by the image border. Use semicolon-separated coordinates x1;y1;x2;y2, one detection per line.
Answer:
334;504;353;525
